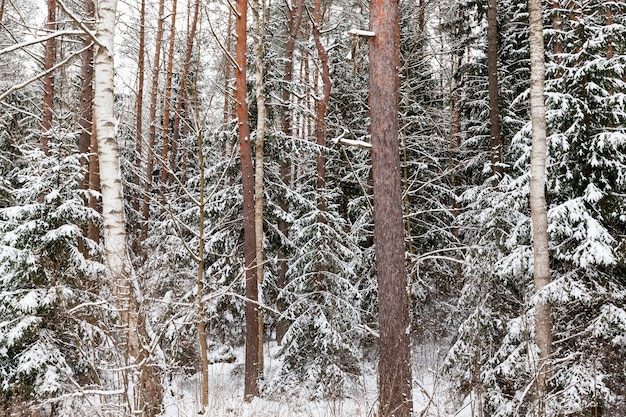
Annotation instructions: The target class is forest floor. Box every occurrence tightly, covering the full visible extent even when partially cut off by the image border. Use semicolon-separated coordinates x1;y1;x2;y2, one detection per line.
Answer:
161;341;472;417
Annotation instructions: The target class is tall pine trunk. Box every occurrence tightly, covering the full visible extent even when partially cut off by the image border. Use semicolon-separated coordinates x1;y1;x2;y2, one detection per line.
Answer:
160;0;177;184
172;0;200;175
142;0;165;242
276;0;304;345
312;0;329;217
80;0;99;244
41;0;56;156
252;0;266;374
134;0;146;250
487;0;502;181
369;1;413;416
528;0;552;413
235;0;260;401
78;0;94;190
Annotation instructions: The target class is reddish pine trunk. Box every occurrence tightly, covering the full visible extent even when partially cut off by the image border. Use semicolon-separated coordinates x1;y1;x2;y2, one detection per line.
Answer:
276;0;304;345
135;0;146;223
160;0;177;184
78;0;94;190
369;1;414;416
172;0;200;175
41;0;56;156
606;2;613;59
549;0;563;56
87;126;100;243
142;0;166;242
235;0;260;401
312;0;329;215
80;0;99;244
223;12;233;125
487;0;502;182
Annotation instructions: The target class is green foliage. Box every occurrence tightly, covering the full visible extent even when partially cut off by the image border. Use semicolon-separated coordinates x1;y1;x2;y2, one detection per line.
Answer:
0;137;104;400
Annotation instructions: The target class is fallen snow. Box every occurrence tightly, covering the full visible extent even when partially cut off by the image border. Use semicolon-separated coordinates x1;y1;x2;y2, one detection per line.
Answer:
160;342;472;417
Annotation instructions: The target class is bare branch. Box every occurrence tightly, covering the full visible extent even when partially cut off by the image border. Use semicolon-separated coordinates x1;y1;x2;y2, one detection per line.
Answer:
206;11;239;71
0;30;83;55
55;0;104;49
0;43;92;102
348;28;376;37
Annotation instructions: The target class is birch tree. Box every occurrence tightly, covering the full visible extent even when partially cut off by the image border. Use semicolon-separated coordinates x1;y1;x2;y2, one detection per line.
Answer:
93;0;143;413
528;0;552;412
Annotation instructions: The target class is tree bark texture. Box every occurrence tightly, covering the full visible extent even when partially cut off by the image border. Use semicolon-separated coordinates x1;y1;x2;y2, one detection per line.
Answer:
160;0;177;184
548;0;563;56
196;129;210;412
528;0;553;413
82;0;100;244
87;125;100;244
252;0;266;375
142;0;165;242
235;0;260;401
93;0;140;412
172;0;200;174
41;0;56;156
487;0;502;181
134;0;146;239
369;1;414;416
312;0;330;215
78;0;94;190
605;1;613;59
276;0;304;345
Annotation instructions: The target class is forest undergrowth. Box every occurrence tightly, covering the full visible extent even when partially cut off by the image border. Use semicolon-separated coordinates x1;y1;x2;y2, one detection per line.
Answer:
158;341;465;417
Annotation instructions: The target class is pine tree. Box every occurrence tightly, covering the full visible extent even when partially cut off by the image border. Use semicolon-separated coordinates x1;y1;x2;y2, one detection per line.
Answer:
0;138;104;412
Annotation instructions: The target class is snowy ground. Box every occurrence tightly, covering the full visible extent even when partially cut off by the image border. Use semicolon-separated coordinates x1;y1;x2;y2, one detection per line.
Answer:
161;342;472;417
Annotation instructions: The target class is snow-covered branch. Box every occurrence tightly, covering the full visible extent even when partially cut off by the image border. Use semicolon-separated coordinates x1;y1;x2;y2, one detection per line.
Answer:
0;30;84;55
332;130;372;149
348;28;375;38
55;0;104;50
0;43;92;102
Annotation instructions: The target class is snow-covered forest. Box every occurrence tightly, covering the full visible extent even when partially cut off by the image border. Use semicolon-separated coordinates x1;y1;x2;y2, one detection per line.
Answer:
0;0;625;415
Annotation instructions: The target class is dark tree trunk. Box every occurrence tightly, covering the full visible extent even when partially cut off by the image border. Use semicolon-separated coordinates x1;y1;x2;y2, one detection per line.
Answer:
78;0;94;191
80;0;99;244
487;0;502;182
276;0;304;345
41;0;56;156
142;0;165;243
312;0;329;295
223;11;233;125
235;0;260;401
605;1;613;59
87;125;100;243
369;1;413;416
160;0;177;184
134;0;146;247
313;0;329;215
549;0;563;56
172;0;200;175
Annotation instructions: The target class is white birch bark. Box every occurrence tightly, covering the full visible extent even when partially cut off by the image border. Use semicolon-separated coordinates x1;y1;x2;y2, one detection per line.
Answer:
528;0;552;412
93;0;129;325
93;0;140;412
